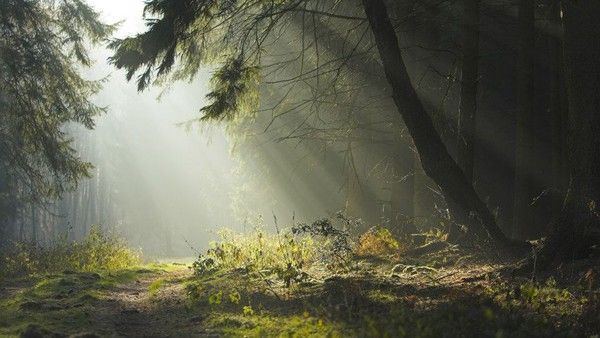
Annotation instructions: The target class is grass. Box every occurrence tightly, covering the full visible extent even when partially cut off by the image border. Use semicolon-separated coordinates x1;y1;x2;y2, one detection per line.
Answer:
0;222;598;337
182;225;599;337
182;260;596;337
0;264;182;337
0;225;141;280
148;278;167;298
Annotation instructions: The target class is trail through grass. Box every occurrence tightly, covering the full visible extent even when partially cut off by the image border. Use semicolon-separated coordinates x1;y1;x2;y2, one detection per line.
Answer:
1;225;598;337
1;258;598;337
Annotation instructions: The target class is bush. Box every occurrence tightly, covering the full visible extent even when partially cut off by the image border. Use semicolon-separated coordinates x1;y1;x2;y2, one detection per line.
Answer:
192;227;316;287
192;216;358;287
356;226;404;257
0;225;140;279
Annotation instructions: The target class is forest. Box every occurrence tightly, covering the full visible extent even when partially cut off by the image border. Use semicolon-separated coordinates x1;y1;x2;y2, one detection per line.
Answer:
0;0;599;336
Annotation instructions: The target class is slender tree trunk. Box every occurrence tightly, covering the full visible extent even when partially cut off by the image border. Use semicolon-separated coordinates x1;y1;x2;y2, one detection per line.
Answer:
547;1;568;220
18;207;24;241
361;0;521;248
513;0;536;239
457;0;480;182
31;203;36;243
540;0;600;263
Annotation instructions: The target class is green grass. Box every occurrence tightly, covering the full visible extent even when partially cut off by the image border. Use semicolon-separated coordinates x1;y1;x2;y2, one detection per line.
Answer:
0;225;141;280
182;228;597;338
0;264;183;337
148;278;167;298
211;312;345;337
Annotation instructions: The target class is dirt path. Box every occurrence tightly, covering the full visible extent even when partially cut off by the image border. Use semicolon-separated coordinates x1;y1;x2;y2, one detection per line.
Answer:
0;265;221;337
90;268;217;337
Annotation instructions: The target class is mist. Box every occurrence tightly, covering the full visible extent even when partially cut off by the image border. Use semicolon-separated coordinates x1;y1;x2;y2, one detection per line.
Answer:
64;0;354;256
2;0;599;336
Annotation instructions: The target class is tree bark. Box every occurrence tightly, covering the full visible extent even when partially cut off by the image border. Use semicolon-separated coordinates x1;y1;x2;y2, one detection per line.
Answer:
361;0;520;248
457;0;480;182
513;0;536;240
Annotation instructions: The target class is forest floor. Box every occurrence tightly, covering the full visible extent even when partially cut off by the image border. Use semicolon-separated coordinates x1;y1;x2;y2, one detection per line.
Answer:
1;250;599;337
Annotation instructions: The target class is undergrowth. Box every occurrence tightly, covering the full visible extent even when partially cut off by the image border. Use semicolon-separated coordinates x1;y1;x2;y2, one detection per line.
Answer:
0;225;140;279
184;216;598;337
192;216;365;287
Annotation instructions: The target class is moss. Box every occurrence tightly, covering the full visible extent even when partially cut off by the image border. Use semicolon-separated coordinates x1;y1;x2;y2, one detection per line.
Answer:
0;264;183;337
148;278;167;298
366;289;398;303
207;312;346;337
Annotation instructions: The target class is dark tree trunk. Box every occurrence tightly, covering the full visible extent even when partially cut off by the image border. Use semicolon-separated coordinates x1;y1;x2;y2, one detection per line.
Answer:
547;1;568;221
513;0;536;240
540;0;600;263
361;0;521;248
457;0;480;182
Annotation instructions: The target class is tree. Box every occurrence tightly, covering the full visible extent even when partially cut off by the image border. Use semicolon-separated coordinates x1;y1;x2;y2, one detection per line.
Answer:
109;0;521;247
361;0;523;247
538;0;600;264
512;0;536;239
457;0;480;182
0;0;112;241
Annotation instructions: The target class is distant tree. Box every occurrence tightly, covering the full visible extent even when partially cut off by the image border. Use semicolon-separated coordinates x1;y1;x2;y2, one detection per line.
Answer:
0;0;112;240
537;0;600;264
512;0;535;239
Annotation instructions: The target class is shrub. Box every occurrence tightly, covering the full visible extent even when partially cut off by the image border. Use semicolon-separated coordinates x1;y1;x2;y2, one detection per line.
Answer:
291;217;354;268
192;216;358;286
192;227;316;287
0;225;140;279
356;226;404;257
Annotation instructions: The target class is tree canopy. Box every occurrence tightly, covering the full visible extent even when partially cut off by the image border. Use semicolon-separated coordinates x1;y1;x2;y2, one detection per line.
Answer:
0;0;113;207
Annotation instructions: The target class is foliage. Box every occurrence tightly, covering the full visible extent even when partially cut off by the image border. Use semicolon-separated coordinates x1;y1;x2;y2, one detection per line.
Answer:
356;226;403;257
291;216;354;268
191;216;359;287
191;226;317;287
485;277;577;315
0;225;140;279
0;0;113;206
199;57;260;121
109;0;279;122
183;255;592;338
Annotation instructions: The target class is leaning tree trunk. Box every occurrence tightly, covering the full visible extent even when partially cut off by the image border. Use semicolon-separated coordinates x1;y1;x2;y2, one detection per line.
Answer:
361;0;521;248
539;0;600;263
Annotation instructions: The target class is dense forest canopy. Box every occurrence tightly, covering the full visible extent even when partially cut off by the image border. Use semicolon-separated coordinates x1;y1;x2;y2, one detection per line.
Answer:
0;0;599;336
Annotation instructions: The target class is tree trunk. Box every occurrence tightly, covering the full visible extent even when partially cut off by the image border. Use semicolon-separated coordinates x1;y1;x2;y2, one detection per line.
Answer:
457;0;480;182
540;0;600;263
547;1;568;221
361;0;520;248
513;0;536;240
31;203;36;243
